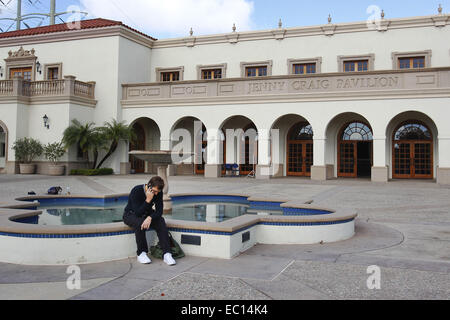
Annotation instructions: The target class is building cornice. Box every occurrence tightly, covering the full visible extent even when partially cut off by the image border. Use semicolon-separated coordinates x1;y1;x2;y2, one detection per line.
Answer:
121;88;450;108
0;95;97;107
152;14;449;49
0;25;155;49
121;67;450;108
0;14;447;50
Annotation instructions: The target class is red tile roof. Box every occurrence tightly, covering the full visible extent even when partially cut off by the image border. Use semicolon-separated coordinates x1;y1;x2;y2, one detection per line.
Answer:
0;18;157;40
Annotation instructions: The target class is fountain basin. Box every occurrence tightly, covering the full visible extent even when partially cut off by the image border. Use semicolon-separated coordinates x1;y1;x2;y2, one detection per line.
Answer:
0;194;357;265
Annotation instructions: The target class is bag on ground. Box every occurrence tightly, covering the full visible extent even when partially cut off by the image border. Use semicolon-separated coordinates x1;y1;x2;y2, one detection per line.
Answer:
150;232;185;259
47;186;62;195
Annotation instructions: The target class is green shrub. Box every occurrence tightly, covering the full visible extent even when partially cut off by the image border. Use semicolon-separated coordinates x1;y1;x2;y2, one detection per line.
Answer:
43;142;66;164
12;138;43;163
70;168;114;176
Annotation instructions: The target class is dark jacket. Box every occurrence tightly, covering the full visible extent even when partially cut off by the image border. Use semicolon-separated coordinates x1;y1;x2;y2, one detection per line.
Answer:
124;185;164;220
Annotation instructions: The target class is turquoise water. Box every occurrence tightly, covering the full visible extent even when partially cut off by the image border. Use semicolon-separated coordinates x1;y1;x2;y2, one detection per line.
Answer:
21;202;282;226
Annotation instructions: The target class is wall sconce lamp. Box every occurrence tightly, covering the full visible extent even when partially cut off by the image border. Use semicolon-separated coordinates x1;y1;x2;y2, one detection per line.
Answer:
43;114;50;129
36;61;42;75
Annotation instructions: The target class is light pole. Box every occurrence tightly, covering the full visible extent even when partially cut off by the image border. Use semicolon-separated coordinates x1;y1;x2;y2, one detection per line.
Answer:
0;0;88;32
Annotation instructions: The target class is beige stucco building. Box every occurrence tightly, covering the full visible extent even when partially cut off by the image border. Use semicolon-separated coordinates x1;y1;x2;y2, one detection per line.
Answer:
0;12;449;184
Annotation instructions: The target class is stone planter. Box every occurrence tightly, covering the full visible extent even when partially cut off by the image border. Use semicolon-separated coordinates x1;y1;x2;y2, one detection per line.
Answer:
48;165;65;176
19;164;36;175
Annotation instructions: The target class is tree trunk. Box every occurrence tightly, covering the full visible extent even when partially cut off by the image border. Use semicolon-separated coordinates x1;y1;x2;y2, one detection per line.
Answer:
96;141;118;169
92;148;99;169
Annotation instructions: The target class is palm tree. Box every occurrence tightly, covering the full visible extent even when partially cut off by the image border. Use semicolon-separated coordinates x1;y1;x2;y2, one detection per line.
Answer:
62;119;99;166
96;119;136;169
89;129;107;169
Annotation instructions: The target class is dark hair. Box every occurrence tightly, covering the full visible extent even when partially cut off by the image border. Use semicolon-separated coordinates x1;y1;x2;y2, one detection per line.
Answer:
148;176;165;191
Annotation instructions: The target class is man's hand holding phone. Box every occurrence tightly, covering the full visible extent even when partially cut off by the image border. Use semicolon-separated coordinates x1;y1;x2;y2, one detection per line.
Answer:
145;185;155;203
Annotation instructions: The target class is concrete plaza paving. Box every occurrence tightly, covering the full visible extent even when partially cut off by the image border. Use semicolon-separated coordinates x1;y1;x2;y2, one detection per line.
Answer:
0;174;449;300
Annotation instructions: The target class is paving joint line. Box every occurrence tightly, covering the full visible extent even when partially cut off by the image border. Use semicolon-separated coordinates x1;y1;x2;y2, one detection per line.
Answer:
130;258;212;300
280;272;335;300
239;278;274;300
270;260;295;282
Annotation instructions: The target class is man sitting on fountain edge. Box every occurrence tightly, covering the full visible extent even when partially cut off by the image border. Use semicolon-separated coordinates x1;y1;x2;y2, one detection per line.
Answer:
123;176;176;266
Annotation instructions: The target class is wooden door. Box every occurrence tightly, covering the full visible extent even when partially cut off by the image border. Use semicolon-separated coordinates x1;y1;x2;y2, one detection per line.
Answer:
412;142;433;178
10;67;32;81
338;141;357;178
287;141;313;177
393;141;433;179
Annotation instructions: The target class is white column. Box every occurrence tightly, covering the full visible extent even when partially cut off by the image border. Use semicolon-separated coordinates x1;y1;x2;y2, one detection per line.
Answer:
437;136;450;184
311;137;330;181
372;137;386;167
438;137;450;167
206;130;222;165
313;138;326;166
256;129;271;179
257;129;270;166
205;129;222;178
372;136;388;182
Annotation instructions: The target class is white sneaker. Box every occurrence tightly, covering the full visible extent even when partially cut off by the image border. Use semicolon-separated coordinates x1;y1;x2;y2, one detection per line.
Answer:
163;253;176;266
137;252;151;264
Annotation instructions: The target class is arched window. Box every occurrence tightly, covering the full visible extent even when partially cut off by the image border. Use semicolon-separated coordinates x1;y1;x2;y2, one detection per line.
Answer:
288;123;313;141
394;122;432;141
341;122;373;141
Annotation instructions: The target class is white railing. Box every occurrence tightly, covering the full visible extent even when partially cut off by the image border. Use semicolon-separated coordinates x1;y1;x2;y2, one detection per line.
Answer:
74;80;95;98
0;78;95;99
28;80;65;96
0;80;13;96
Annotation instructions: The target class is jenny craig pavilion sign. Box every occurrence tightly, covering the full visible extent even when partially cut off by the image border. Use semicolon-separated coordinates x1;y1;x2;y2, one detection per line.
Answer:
121;69;450;105
248;75;400;93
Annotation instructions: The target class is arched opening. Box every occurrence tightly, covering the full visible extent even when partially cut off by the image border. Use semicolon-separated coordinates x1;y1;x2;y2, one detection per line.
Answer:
129;117;161;174
270;114;312;177
287;122;314;176
220;116;258;176
386;111;438;180
392;121;433;179
170;116;207;176
0;121;8;172
338;122;373;178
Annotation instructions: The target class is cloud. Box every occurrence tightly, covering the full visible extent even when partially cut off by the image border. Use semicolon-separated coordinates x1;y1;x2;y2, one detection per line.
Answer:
79;0;255;38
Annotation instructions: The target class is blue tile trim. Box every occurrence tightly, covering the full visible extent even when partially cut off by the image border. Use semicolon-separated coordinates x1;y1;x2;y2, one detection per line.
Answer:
249;201;283;211
0;218;354;239
25;196;129;207
283;208;332;216
259;218;355;226
168;218;355;236
0;230;134;239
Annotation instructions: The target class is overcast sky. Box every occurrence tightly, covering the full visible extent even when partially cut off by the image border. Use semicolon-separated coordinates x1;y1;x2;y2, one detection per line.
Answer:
1;0;449;38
